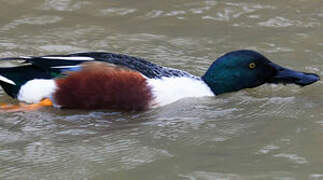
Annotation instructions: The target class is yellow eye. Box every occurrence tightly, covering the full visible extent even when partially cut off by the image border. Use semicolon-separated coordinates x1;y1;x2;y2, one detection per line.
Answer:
249;62;256;69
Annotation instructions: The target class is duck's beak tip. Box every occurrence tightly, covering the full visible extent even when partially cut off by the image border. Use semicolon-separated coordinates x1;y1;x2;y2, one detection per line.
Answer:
295;72;320;86
268;63;320;86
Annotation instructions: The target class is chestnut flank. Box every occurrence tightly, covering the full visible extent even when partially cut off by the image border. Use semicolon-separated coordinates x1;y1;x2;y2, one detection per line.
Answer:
54;62;153;110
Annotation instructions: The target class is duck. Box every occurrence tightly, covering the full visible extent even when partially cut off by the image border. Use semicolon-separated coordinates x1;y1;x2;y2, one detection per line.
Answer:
0;49;319;111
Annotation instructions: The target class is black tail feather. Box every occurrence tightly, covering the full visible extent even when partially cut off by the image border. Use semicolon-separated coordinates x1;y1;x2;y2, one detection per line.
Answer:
0;81;18;98
0;57;32;61
0;66;55;98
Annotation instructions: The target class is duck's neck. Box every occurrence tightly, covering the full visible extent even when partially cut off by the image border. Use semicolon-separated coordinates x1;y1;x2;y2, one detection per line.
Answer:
201;75;221;95
201;67;240;95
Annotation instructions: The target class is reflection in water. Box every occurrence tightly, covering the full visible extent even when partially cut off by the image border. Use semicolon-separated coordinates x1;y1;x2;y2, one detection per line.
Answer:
0;0;322;179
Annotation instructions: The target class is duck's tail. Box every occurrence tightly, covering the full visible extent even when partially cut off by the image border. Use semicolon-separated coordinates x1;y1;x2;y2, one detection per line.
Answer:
0;66;53;98
0;66;33;98
0;54;88;98
0;56;32;61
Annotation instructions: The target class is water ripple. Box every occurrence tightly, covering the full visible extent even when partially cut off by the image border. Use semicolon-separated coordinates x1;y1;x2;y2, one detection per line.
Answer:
273;153;308;164
99;8;137;16
1;16;62;31
40;0;91;11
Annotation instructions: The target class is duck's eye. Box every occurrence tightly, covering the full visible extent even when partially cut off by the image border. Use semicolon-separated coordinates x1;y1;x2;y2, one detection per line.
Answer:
249;62;256;69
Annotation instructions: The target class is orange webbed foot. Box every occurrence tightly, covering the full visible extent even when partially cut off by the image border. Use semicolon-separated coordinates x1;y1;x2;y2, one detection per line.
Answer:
0;98;53;112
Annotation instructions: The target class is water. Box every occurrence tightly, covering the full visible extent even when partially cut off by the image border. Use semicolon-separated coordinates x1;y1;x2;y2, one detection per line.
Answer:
0;0;323;179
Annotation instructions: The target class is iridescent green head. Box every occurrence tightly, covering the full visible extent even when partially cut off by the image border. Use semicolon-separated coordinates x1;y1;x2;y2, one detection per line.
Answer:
202;50;319;95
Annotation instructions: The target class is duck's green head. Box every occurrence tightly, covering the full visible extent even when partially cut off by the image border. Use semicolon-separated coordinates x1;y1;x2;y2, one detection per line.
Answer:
202;50;320;95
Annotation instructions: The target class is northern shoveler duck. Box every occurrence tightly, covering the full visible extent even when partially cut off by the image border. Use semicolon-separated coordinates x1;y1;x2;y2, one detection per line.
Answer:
0;50;319;111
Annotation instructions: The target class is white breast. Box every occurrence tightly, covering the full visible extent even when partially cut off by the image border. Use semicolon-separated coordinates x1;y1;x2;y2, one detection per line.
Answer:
147;77;214;106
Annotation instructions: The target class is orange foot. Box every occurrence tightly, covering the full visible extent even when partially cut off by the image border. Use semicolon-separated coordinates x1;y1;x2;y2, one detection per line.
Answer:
0;98;53;112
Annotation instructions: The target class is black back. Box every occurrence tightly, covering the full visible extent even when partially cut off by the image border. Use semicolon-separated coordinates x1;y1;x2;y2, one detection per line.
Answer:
29;52;199;79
